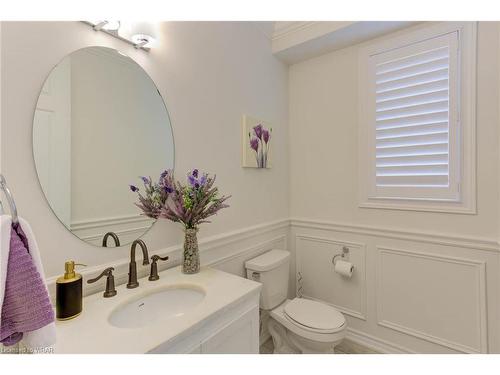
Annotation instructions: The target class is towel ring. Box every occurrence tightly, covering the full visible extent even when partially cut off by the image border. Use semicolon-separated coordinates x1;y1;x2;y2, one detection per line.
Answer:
0;174;19;224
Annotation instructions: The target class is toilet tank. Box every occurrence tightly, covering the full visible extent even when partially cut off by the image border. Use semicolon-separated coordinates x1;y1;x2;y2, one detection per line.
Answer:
245;250;290;310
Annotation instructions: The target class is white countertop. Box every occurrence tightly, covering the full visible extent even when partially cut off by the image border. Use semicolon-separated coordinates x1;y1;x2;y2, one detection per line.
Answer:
54;266;261;354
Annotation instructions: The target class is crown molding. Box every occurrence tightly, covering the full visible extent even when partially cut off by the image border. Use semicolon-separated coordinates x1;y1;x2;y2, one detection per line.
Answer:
272;21;320;40
272;21;419;65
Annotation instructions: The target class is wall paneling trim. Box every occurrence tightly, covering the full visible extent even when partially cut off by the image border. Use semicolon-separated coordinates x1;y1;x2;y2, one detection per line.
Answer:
290;218;499;353
377;247;487;353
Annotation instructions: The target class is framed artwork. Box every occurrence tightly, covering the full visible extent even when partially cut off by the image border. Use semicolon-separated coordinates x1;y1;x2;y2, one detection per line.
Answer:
241;115;272;169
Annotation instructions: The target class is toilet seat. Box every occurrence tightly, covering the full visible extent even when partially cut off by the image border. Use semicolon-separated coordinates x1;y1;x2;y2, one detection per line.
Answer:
284;298;345;334
270;299;347;344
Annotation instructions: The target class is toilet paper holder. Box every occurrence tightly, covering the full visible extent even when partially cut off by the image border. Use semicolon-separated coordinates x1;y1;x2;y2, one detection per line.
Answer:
332;246;350;265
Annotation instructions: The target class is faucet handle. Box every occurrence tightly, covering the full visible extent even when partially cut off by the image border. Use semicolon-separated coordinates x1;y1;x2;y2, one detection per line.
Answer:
87;267;114;283
152;255;169;262
87;267;117;298
149;255;169;281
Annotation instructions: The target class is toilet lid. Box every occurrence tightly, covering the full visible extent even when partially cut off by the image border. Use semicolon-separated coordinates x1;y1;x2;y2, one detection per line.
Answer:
284;298;345;331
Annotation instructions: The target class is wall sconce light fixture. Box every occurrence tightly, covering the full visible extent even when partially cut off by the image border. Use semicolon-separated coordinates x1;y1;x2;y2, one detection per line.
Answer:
83;21;158;51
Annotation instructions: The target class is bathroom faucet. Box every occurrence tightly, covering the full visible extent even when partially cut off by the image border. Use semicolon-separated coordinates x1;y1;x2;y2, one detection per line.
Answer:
127;239;150;289
87;267;117;298
149;255;169;281
102;232;121;247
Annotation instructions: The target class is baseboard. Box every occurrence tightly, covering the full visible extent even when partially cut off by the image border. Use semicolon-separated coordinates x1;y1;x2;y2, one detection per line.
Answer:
345;327;416;354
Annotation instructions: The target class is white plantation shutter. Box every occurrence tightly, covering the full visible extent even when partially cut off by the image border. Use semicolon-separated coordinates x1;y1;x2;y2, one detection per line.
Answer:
367;32;460;201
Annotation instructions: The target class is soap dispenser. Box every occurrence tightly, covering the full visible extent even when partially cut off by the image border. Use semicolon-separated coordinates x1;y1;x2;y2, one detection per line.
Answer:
56;261;85;320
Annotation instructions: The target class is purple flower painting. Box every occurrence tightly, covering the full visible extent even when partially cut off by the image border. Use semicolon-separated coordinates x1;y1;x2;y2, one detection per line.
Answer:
242;115;272;169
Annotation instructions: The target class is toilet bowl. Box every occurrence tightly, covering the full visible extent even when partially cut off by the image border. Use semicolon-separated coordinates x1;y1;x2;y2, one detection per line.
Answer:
245;249;346;354
269;298;346;353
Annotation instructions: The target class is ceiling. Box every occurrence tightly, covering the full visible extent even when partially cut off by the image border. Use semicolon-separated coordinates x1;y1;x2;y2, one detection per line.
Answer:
254;21;420;64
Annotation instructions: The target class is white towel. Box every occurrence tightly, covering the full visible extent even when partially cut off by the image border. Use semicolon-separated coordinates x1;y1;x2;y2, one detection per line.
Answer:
0;215;56;352
0;215;10;320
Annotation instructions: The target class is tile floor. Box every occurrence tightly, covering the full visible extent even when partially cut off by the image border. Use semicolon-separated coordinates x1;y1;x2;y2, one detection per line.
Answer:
259;338;379;354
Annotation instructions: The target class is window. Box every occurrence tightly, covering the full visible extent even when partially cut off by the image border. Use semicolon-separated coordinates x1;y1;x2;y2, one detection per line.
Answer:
358;22;476;213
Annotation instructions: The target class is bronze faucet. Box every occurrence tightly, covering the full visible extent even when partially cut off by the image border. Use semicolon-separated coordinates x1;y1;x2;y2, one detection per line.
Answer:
127;239;150;289
102;232;121;247
149;255;169;281
87;267;117;298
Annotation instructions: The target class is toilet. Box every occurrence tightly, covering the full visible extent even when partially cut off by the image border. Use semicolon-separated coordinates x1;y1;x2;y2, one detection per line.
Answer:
245;249;346;354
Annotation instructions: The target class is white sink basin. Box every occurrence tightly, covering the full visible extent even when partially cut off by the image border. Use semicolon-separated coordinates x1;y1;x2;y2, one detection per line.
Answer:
109;286;206;329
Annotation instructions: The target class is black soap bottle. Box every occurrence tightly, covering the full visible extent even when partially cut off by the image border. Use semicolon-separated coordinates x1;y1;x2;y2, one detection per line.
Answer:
56;261;84;320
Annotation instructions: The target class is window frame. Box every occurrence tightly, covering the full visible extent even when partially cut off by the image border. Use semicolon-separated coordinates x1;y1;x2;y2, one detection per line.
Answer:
358;22;477;214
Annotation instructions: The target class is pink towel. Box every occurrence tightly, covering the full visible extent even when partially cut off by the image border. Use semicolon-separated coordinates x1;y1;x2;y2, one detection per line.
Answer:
0;224;54;345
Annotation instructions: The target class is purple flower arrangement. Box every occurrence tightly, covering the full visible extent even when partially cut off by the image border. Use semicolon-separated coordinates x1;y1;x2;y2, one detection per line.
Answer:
130;169;230;230
249;123;272;168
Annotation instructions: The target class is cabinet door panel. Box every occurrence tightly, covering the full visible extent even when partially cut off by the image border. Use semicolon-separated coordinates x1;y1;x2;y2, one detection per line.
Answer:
201;307;259;354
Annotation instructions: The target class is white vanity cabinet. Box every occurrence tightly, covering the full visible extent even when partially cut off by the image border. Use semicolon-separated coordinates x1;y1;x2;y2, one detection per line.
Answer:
149;291;260;354
54;267;262;354
200;307;259;354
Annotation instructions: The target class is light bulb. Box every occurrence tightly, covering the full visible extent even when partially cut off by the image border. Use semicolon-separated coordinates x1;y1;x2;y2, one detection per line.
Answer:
120;22;159;48
85;21;159;50
131;34;157;48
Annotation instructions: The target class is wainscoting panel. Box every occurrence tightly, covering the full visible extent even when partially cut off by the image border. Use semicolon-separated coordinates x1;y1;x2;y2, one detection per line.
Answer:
295;235;367;320
377;247;487;353
209;235;287;276
44;217;500;353
46;219;290;302
290;218;499;353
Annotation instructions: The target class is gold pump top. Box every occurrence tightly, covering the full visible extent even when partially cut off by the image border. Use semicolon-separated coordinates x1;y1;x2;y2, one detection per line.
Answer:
64;261;76;279
57;261;86;283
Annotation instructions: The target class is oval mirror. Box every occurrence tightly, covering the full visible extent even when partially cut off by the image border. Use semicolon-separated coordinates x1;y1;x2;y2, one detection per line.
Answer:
33;46;174;247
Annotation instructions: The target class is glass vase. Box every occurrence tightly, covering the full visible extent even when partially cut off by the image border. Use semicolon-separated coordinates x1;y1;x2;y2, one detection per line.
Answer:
182;228;200;274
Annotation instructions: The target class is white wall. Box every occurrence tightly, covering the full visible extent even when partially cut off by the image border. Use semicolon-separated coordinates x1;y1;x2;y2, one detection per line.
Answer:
289;22;500;353
0;21;289;278
290;22;498;238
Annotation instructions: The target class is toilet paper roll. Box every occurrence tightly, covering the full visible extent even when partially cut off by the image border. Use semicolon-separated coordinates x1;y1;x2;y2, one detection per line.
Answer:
334;260;354;278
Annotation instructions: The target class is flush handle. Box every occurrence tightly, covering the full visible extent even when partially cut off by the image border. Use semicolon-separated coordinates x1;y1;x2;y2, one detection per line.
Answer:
251;272;260;281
